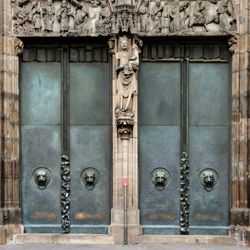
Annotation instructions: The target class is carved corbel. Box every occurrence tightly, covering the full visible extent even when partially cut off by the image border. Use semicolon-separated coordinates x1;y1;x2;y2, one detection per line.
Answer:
116;116;135;139
14;38;24;55
228;35;238;53
108;36;117;54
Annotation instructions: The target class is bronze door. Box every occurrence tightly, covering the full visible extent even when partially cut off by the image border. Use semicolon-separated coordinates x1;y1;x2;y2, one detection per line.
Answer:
21;43;111;233
139;42;230;235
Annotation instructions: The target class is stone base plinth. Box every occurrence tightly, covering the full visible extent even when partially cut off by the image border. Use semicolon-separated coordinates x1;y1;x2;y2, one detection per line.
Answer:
0;226;6;245
13;234;114;244
137;235;237;245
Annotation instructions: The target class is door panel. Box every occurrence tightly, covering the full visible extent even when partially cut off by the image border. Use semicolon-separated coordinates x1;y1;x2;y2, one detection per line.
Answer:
70;126;111;233
189;127;229;234
189;63;229;126
70;61;111;233
21;63;61;125
139;63;180;125
21;62;61;233
70;63;110;125
139;62;181;234
189;63;229;234
139;127;180;234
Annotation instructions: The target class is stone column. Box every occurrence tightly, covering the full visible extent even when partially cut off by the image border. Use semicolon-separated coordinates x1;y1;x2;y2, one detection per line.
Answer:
0;36;23;244
230;0;250;246
108;36;142;244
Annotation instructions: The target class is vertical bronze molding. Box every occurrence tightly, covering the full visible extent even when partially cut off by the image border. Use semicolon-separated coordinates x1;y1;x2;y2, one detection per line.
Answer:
180;57;190;234
61;47;70;234
61;154;70;234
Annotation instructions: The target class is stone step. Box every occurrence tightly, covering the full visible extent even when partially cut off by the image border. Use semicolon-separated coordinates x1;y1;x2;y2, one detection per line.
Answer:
12;234;114;245
136;235;237;245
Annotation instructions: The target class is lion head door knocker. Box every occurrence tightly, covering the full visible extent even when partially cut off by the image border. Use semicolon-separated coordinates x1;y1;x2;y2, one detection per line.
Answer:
151;168;170;191
199;168;218;191
33;168;52;190
81;168;100;190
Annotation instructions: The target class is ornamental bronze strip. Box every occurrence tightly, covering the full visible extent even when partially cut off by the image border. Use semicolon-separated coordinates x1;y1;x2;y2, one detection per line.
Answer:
180;57;190;234
61;47;70;234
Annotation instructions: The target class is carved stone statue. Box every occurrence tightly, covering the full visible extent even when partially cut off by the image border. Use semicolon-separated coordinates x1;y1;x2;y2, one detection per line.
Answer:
57;0;71;33
85;0;101;35
151;0;163;34
191;0;208;31
96;0;111;35
31;0;42;32
161;1;171;34
75;3;88;32
217;0;233;32
138;0;150;33
43;0;54;33
179;2;190;30
169;0;181;33
115;37;138;117
13;0;33;34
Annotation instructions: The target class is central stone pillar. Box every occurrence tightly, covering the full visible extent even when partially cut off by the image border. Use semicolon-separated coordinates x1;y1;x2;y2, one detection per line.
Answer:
108;36;142;244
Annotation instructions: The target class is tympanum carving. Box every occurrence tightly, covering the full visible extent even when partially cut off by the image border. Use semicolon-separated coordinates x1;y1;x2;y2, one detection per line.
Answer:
12;0;236;36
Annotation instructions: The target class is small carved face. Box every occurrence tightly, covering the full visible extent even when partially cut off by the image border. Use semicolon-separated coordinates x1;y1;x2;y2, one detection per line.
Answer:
90;0;100;7
48;0;53;5
156;0;161;7
85;171;96;185
155;171;166;186
203;172;214;187
120;38;128;50
100;0;106;7
144;0;149;6
35;170;48;190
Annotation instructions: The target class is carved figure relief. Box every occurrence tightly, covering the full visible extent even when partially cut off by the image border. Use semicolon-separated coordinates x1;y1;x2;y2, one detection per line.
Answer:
115;36;138;118
12;0;112;36
191;0;208;31
12;0;236;36
138;0;150;33
151;0;163;34
57;0;71;33
43;0;54;32
96;0;111;35
31;0;43;32
217;0;236;33
135;0;236;35
169;0;181;33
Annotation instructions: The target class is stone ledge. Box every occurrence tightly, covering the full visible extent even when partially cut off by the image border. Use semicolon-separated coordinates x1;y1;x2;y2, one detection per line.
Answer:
136;235;237;245
12;234;114;245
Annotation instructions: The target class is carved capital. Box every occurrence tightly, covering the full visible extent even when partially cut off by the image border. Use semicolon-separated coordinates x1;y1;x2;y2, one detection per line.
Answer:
14;38;24;55
116;116;135;139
